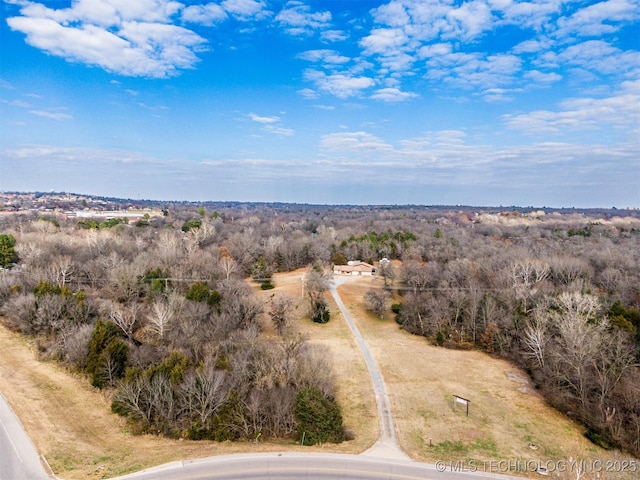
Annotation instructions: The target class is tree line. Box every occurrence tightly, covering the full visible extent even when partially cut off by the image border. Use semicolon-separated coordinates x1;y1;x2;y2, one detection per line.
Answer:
364;217;639;456
1;205;639;455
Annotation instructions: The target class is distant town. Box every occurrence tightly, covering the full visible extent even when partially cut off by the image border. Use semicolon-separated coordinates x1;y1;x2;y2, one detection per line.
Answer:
2;191;638;221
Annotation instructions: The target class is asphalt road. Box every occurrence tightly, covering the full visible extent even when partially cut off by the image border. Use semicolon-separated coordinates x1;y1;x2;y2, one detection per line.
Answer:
112;452;519;480
0;392;51;480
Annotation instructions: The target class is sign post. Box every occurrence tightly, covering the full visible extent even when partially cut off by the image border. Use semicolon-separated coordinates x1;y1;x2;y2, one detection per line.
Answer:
453;395;470;416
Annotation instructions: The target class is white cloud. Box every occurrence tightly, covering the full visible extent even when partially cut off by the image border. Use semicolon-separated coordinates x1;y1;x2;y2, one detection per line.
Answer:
298;49;350;65
426;52;522;89
320;29;348;42
249;113;280;123
182;3;228;25
1;99;32;108
297;88;318;99
221;0;270;20
304;70;375;98
555;40;640;77
503;81;640;134
313;104;335;110
248;112;294;136
512;38;551;55
444;0;494;41
263;125;295;136
524;70;562;84
7;1;206;78
370;87;418;102
556;0;639;37
418;42;452;58
481;87;521;102
320;131;393;153
371;1;410;28
360;27;409;57
30;110;73;120
276;1;332;36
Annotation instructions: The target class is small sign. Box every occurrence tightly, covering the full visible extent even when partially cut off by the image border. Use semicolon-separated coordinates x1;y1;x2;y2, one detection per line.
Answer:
453;395;470;416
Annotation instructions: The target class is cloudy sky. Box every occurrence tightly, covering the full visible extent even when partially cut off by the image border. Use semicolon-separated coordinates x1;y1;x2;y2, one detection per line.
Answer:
1;0;638;207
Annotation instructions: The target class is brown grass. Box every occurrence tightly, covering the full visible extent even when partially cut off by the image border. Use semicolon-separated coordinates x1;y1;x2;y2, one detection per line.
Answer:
0;269;634;479
334;276;636;476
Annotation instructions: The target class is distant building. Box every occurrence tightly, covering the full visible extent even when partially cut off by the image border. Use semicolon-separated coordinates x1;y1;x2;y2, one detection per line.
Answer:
333;261;376;276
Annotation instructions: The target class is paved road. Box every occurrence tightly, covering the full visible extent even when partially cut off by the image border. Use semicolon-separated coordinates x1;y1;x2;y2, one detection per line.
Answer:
0;392;51;480
329;275;410;460
112;452;520;480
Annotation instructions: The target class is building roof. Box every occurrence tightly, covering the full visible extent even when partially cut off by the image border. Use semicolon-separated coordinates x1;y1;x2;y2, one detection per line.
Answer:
334;262;376;272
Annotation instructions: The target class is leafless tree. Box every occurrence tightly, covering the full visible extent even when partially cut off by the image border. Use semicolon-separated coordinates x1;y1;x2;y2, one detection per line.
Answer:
268;293;296;336
510;258;550;312
549;294;604;416
148;293;184;341
180;364;226;429
218;247;239;280
49;256;74;288
522;308;550;369
364;288;389;319
218;279;262;331
107;262;144;303
106;300;140;341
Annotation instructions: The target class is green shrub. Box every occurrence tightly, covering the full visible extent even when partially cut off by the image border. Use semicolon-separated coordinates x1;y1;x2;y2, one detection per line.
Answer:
260;280;275;290
86;320;128;388
294;387;345;445
0;233;18;269
312;301;330;324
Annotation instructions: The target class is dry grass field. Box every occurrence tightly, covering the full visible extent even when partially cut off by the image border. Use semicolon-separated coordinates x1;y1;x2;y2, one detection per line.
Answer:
0;268;636;479
330;275;636;477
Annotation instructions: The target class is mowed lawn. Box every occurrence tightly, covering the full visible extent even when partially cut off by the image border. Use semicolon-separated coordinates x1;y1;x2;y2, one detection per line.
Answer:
0;268;636;479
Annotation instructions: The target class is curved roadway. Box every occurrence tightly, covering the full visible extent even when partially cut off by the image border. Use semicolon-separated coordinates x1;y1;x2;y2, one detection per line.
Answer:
0;392;51;479
114;452;519;480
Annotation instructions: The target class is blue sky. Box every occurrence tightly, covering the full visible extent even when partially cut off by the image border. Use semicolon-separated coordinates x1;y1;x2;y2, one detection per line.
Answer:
1;0;639;207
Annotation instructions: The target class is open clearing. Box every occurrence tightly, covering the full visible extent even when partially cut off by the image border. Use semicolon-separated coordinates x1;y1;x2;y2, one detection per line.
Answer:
330;275;636;477
0;268;635;479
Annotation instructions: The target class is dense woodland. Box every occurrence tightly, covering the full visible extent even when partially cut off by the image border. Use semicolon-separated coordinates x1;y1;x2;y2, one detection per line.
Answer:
0;200;639;455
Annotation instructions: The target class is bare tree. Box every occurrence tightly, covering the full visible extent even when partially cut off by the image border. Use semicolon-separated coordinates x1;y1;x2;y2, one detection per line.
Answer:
107;300;140;341
268;294;296;336
522;308;550;369
148;293;184;341
364;288;390;319
218;279;262;331
49;256;74;288
549;256;589;286
304;264;331;323
510;258;550;312
180;364;226;429
219;247;239;280
378;258;395;287
113;374;152;423
549;293;604;416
